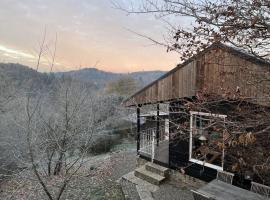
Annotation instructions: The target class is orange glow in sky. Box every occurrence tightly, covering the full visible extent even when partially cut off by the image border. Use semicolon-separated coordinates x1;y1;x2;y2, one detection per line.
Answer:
0;0;181;72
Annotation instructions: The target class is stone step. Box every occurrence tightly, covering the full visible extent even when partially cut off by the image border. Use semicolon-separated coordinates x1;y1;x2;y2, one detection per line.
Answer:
145;162;170;177
121;171;159;192
135;167;165;185
120;172;157;200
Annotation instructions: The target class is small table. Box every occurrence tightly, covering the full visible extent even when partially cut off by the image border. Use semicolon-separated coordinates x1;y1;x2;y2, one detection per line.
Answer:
197;179;269;200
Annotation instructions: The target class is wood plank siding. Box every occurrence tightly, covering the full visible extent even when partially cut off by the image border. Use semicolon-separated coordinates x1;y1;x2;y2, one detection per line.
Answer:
124;59;197;106
123;42;270;107
202;48;270;106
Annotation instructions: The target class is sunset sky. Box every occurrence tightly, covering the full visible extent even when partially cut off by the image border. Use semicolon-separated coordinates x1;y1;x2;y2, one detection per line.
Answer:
0;0;185;72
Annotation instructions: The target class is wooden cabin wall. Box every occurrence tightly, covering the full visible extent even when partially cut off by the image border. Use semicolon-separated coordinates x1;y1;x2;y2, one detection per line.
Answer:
126;60;197;106
202;48;270;106
125;45;269;107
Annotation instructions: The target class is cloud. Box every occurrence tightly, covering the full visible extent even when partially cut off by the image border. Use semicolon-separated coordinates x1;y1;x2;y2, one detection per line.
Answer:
0;0;181;72
0;45;35;59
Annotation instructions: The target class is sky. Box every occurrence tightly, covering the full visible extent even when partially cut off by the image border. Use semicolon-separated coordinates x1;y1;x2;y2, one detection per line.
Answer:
0;0;183;73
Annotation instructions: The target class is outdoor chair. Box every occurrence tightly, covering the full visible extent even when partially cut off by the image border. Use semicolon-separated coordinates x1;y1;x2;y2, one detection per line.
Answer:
250;181;270;198
191;190;215;200
216;170;234;184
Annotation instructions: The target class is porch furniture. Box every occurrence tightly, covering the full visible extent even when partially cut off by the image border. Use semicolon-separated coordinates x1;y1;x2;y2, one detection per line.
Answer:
251;181;270;198
191;190;215;200
195;145;221;164
197;179;268;200
216;170;234;184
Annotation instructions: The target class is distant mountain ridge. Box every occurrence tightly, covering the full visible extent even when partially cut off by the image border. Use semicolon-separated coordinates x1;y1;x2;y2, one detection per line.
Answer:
0;63;166;89
55;67;166;88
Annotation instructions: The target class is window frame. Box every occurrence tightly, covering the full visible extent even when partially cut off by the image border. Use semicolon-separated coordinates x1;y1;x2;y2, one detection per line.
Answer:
189;111;227;171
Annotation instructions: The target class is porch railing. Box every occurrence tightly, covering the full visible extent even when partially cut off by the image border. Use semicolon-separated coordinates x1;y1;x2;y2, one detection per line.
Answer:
140;128;155;155
139;126;167;159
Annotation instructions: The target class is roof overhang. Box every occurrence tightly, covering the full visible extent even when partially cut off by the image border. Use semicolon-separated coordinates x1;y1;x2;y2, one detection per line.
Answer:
122;42;270;107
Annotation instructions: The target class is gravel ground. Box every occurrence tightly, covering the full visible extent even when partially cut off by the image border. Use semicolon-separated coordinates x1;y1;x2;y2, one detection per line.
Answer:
0;150;137;200
153;181;194;200
0;150;199;200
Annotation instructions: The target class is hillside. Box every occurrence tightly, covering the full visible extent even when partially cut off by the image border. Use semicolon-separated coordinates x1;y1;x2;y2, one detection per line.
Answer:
0;63;166;93
55;68;166;88
0;63;57;92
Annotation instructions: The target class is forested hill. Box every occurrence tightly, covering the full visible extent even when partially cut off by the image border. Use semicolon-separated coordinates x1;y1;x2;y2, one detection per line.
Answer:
0;63;57;92
55;68;166;88
0;63;166;89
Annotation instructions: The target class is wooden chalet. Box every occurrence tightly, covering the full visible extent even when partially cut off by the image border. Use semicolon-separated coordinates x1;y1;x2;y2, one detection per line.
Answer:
123;42;270;188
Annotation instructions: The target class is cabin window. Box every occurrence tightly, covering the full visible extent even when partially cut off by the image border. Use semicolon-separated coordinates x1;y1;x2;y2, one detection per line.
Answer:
189;111;227;171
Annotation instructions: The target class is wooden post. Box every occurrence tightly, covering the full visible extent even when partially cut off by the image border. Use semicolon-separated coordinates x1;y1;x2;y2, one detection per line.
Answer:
137;105;141;154
168;102;173;168
156;103;160;146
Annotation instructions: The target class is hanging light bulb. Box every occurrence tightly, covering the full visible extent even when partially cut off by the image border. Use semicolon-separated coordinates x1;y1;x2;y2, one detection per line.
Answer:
199;135;207;141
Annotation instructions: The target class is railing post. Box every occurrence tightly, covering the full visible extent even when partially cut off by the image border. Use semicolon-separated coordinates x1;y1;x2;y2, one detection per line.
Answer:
137;105;141;154
152;130;155;162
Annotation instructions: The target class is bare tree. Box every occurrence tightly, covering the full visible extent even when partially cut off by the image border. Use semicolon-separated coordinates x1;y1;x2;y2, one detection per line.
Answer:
23;80;102;200
19;29;116;199
114;0;270;60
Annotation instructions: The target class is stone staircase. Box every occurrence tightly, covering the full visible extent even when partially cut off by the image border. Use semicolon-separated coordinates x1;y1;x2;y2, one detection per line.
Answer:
119;171;159;200
134;162;169;185
119;163;169;200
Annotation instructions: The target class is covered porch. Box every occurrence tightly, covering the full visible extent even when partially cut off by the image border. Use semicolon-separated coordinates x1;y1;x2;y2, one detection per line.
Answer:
136;103;170;166
135;101;227;173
